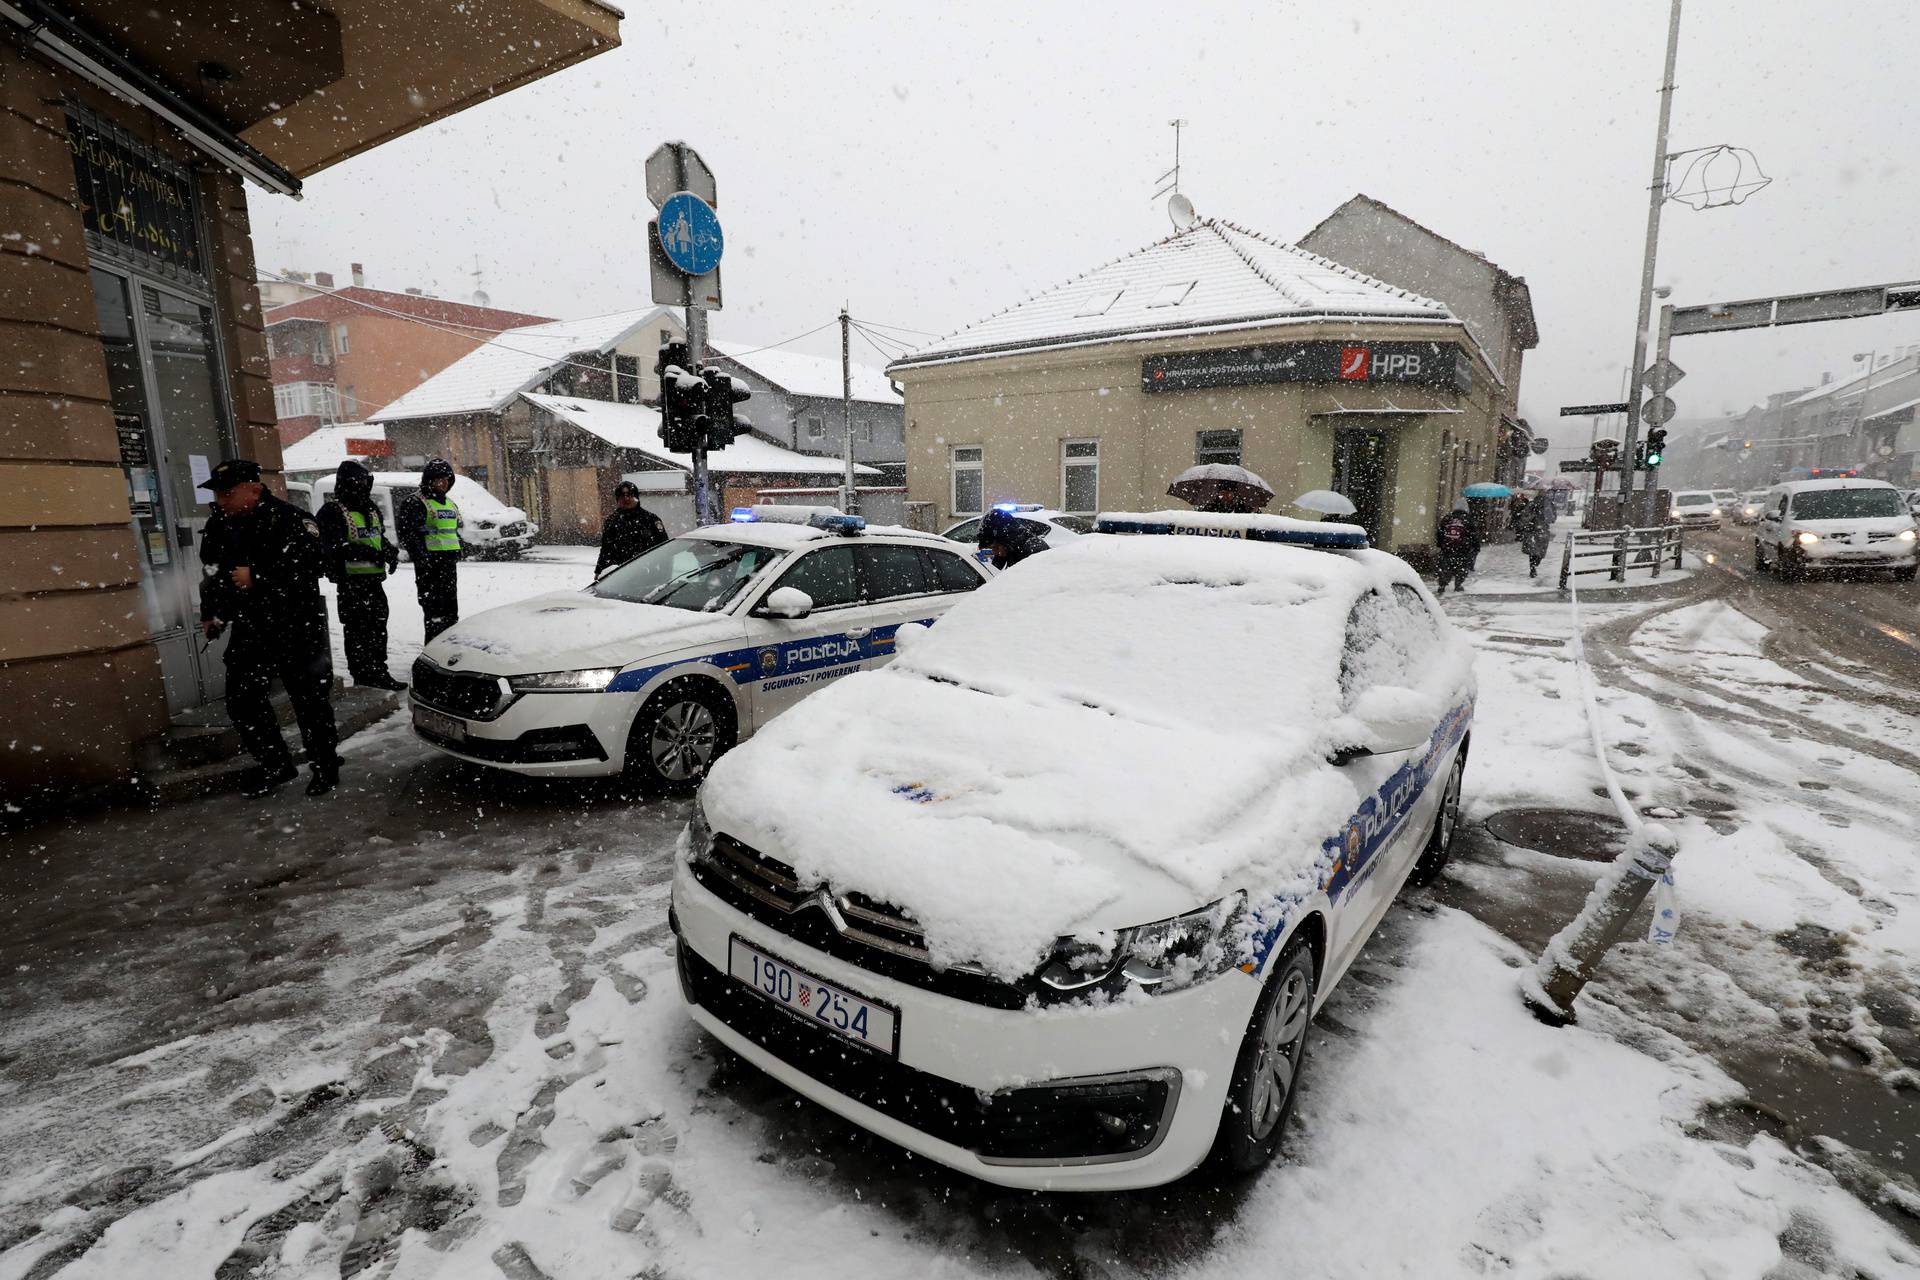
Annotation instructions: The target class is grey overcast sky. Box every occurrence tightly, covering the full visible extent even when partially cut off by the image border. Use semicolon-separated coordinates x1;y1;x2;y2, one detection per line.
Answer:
253;1;1920;463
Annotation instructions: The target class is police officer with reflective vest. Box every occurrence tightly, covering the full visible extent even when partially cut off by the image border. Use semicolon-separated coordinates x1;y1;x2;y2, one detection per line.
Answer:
198;458;342;798
397;458;462;643
317;460;404;689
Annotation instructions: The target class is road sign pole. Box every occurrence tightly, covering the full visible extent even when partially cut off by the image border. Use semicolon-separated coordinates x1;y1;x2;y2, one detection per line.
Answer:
687;305;711;525
1644;304;1675;514
1621;0;1683;518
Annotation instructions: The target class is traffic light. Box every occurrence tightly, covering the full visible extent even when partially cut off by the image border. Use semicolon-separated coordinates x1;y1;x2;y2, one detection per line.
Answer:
657;341;703;452
1643;428;1667;467
701;367;752;451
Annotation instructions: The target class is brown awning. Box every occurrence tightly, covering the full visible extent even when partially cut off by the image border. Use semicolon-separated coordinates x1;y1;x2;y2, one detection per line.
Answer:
33;0;620;186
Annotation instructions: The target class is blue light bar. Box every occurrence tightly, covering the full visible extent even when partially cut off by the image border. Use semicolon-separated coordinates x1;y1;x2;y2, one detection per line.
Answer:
810;514;867;535
992;502;1044;513
729;507;756;523
1094;513;1369;549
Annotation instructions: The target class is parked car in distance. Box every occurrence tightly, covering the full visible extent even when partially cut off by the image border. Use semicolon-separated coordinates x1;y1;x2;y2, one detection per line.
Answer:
1670;490;1723;529
408;508;991;788
1903;488;1920;519
1754;479;1919;581
308;471;539;560
673;511;1476;1190
942;505;1091;562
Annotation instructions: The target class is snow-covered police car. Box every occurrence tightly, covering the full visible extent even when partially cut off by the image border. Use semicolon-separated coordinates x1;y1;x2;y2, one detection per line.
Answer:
409;508;990;788
671;510;1477;1190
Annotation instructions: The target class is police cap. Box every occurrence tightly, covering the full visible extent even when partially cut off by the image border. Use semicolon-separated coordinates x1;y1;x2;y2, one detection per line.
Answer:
204;458;263;491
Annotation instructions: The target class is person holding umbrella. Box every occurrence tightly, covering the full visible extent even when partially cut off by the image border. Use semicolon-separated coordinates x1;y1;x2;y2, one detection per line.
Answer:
1167;463;1275;513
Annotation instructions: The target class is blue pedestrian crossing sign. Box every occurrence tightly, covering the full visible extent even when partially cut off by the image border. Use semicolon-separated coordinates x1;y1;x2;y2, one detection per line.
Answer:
657;192;723;276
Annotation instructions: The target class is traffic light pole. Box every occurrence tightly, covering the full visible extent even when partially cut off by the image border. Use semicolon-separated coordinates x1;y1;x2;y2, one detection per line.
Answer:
1620;0;1683;526
1644;304;1675;506
687;305;711;525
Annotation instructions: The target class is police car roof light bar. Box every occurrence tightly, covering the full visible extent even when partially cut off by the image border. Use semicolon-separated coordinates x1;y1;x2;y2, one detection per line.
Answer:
810;514;867;535
1093;511;1369;550
729;507;757;522
992;502;1044;513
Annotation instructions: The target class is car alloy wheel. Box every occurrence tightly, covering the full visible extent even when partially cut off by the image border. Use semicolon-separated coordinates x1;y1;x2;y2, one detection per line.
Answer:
1248;966;1312;1140
1211;935;1317;1174
650;699;718;782
1408;746;1466;887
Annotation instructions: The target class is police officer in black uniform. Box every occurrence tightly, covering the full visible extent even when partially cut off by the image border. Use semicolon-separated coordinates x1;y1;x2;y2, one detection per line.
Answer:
595;480;668;575
976;507;1052;570
397;458;462;642
198;459;342;798
316;459;404;689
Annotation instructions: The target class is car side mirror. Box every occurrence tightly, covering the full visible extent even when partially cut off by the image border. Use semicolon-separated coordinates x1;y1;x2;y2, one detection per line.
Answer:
761;586;814;620
1330;686;1436;765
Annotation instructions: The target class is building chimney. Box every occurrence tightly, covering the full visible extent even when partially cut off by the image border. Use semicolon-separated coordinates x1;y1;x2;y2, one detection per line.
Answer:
350;263;365;287
1821;372;1831;384
405;287;424;296
315;271;334;289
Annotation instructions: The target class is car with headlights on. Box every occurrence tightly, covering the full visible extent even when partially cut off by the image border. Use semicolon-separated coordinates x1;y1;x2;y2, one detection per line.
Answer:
1732;490;1770;525
670;510;1476;1190
408;508;990;788
1754;479;1920;581
1670;489;1723;529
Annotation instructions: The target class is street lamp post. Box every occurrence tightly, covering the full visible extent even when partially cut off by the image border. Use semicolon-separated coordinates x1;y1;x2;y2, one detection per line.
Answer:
1853;350;1877;473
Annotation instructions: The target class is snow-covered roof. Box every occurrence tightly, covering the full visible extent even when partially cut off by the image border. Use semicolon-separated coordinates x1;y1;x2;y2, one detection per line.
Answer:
370;307;675;423
708;343;901;405
1787;367;1874;407
890;218;1455;372
523;394;880;477
279;423;385;474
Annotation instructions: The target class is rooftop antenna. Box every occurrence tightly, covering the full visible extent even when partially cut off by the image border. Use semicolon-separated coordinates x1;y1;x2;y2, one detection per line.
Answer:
1153;117;1188;204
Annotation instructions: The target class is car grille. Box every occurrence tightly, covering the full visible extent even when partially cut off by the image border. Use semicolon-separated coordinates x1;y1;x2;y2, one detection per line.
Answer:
501;521;528;538
692;835;1030;1010
411;658;509;720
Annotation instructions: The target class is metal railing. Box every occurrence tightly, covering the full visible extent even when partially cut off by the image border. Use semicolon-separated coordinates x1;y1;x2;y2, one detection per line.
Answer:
1557;524;1684;588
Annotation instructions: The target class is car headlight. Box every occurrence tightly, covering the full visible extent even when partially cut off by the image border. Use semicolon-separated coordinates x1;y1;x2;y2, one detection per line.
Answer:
475;519;497;530
507;667;619;692
1899;529;1918;543
1796;531;1821;546
1036;895;1247;1000
687;794;713;859
1710;508;1722;517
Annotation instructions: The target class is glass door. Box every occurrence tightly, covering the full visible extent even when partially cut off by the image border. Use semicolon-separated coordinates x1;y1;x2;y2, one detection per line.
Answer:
91;266;234;712
1333;428;1391;545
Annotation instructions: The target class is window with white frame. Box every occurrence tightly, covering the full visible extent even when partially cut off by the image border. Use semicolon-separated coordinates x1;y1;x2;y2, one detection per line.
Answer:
806;415;825;442
1061;439;1099;512
855;418;871;444
273;381;339;422
1195;429;1243;467
333;322;350;354
951;446;984;515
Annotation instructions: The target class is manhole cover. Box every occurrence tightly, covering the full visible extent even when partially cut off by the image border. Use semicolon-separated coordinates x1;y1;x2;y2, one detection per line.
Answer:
1483;807;1628;862
1486;634;1566;648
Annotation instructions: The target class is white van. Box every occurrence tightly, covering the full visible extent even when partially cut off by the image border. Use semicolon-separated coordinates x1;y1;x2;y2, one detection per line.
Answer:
307;472;539;559
1754;479;1919;581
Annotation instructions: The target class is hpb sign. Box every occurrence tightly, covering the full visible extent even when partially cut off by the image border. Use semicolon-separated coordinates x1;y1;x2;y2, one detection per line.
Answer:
1143;341;1470;393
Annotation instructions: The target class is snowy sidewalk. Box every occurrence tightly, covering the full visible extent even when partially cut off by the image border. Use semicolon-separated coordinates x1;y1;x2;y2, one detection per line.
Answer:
1442;518;1700;597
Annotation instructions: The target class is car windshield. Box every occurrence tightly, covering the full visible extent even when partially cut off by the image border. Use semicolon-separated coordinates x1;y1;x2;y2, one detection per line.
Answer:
1790;488;1906;520
1050;514;1095;533
589;537;783;611
1675;494;1712;506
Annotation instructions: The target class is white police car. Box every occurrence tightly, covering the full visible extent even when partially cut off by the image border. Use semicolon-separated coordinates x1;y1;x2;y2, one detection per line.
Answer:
409;508;990;787
942;504;1091;562
671;510;1476;1190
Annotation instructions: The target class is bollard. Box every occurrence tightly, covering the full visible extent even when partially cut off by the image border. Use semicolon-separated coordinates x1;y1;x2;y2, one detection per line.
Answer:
1610;528;1628;582
1558;533;1572;590
1525;824;1680;1025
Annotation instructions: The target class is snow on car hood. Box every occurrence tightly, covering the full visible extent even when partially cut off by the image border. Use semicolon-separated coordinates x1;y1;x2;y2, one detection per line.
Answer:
702;536;1475;980
426;591;744;676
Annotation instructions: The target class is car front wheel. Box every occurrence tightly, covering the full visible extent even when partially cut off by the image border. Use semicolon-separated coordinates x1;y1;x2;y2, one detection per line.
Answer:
624;679;736;793
1754;541;1768;573
1211;936;1316;1175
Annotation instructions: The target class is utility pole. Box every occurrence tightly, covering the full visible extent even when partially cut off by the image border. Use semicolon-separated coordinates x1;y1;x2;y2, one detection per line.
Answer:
1619;0;1684;525
687;305;710;525
839;306;857;515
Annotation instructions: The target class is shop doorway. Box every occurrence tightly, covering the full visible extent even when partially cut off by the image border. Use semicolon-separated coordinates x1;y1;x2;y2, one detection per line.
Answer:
1333;427;1392;544
92;266;235;714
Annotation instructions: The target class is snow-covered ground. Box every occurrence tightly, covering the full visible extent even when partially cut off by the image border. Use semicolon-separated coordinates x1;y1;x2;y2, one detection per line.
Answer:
3;543;1917;1278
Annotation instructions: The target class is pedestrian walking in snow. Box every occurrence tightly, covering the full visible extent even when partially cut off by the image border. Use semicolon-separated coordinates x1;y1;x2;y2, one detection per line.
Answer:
1513;493;1553;580
198;458;342;798
596;480;668;575
1434;504;1479;594
317;460;404;689
398;458;462;643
